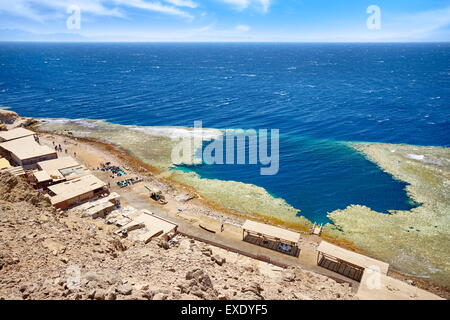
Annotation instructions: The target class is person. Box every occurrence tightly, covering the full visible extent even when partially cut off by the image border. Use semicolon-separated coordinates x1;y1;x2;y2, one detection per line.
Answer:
221;224;224;232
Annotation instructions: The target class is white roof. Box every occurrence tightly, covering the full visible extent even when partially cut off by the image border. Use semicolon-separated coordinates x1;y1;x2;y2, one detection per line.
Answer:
37;156;88;180
49;174;107;204
242;220;301;244
317;241;389;275
357;272;444;300
0;136;56;160
33;170;52;183
0;127;35;142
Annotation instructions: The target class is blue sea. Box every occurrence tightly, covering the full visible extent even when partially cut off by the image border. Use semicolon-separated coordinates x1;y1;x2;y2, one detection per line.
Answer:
1;43;449;223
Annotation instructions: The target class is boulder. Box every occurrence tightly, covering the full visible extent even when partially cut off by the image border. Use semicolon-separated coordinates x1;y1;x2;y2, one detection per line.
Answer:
0;109;19;124
116;284;133;296
211;254;226;266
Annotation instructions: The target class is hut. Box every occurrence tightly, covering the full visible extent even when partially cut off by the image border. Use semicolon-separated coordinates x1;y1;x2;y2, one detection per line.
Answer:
316;241;389;282
242;220;301;257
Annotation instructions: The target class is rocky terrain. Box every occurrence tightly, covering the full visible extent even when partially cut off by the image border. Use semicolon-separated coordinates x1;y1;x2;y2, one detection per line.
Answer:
0;109;35;130
0;172;355;300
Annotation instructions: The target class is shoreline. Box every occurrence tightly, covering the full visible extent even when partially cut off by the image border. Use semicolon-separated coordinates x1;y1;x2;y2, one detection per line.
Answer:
30;122;449;297
13;115;442;297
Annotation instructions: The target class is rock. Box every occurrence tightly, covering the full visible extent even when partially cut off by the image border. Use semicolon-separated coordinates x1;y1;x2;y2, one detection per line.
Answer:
212;254;226;266
142;290;154;300
152;293;167;300
137;284;149;291
94;289;106;300
242;282;264;295
106;289;117;300
116;284;133;296
42;239;66;255
87;289;96;299
84;272;101;283
218;294;228;300
201;247;212;257
283;271;296;282
293;292;313;300
0;109;19;124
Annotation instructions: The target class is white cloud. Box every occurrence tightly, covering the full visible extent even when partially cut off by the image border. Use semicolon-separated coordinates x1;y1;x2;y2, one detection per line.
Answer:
163;0;198;9
113;0;193;18
0;0;193;22
217;0;272;13
235;24;250;32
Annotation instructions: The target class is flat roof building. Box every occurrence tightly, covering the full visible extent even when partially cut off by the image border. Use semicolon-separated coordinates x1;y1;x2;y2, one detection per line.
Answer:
33;170;52;184
0;136;57;169
242;220;301;257
48;174;108;209
36;156;90;182
0;127;35;142
316;241;389;282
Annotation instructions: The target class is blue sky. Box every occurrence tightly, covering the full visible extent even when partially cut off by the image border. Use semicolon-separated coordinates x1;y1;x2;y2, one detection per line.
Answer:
0;0;449;41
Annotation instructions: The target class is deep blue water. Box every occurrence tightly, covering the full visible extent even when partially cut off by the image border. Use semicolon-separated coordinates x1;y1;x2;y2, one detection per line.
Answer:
1;43;449;223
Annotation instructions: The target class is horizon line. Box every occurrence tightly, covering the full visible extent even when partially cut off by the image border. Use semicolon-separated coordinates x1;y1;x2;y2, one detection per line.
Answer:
1;40;449;44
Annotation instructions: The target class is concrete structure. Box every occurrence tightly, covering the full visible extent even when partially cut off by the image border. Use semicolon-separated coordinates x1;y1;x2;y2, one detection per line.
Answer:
0;127;35;142
0;136;57;169
35;156;89;184
48;174;108;209
316;241;389;282
242;220;301;257
357;271;444;300
115;210;178;243
0;166;26;177
74;192;120;219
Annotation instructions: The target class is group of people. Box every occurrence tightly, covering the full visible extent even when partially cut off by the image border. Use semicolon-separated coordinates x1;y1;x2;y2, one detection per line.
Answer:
52;140;76;157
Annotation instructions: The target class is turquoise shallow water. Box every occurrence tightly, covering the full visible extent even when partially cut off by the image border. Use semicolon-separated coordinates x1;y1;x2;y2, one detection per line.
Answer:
1;42;448;223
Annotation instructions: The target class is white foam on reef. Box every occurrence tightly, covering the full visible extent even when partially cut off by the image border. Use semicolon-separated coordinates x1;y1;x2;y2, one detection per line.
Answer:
406;154;425;161
36;116;311;232
130;126;223;140
41;118;101;129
